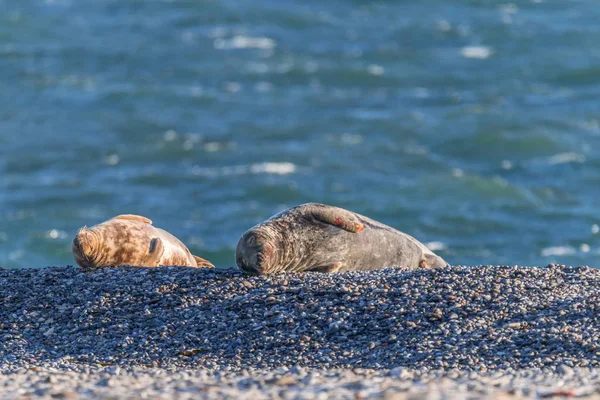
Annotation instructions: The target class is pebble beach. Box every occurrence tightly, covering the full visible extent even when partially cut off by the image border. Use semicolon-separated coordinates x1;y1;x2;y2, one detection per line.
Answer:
2;265;600;398
3;0;600;398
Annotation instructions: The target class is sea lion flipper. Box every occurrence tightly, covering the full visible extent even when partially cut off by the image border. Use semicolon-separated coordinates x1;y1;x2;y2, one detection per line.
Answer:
306;262;343;273
193;255;215;268
307;205;364;233
419;253;447;269
146;237;165;266
114;214;153;225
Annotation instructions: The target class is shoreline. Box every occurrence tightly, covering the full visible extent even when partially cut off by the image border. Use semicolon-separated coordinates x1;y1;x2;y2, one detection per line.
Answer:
1;265;599;398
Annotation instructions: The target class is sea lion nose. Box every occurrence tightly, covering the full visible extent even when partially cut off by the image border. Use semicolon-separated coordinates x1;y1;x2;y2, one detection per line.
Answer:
72;232;94;268
73;230;97;258
241;262;261;275
72;234;87;257
236;231;270;275
236;252;259;275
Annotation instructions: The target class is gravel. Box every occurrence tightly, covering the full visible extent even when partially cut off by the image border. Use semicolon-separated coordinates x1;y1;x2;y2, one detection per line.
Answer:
1;264;600;398
2;367;598;399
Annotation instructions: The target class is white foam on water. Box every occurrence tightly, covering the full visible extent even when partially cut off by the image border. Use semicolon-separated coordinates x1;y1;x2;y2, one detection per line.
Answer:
214;35;276;50
541;246;576;257
250;162;296;175
367;64;384;76
104;154;120;166
426;241;447;252
45;229;68;240
547;152;586;165
191;162;297;178
499;4;519;14
452;168;465;178
437;20;452;32
163;130;177;141
460;46;493;59
203;142;222;152
405;144;428;155
501;160;513;170
182;134;203;151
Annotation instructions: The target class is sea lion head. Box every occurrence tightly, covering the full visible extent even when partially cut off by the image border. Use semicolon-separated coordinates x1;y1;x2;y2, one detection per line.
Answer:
72;226;104;268
236;226;283;275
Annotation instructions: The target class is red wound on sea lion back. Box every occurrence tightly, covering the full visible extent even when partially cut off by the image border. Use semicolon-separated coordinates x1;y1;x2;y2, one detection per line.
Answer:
309;205;365;233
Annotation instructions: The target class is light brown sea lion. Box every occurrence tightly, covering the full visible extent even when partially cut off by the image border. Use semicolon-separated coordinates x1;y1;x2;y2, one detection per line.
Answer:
72;214;214;268
236;203;448;275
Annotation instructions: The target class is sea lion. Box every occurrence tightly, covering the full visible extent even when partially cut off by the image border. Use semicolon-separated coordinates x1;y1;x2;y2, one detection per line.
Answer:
72;214;214;268
236;203;447;274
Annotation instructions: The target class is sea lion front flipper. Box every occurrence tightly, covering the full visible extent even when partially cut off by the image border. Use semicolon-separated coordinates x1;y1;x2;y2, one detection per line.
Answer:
306;262;343;273
146;237;165;266
419;253;447;269
306;205;364;233
193;255;215;269
114;214;153;225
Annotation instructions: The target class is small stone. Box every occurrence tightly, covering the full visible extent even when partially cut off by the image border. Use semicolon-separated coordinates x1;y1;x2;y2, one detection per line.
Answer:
557;364;574;378
51;391;79;399
275;376;297;386
242;281;253;289
430;309;443;320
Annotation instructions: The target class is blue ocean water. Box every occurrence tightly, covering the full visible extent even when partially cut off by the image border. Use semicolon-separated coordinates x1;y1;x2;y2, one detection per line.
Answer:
1;0;600;269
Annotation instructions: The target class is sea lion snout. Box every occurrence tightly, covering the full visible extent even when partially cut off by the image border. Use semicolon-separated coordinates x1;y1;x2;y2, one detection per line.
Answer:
72;235;82;252
236;230;275;275
72;229;100;268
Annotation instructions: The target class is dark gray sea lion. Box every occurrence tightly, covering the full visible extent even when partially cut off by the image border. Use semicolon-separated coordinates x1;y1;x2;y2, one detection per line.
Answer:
72;214;214;269
236;203;448;275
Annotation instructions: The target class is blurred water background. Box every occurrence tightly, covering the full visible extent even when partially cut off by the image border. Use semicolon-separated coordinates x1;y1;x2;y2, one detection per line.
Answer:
1;0;600;269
